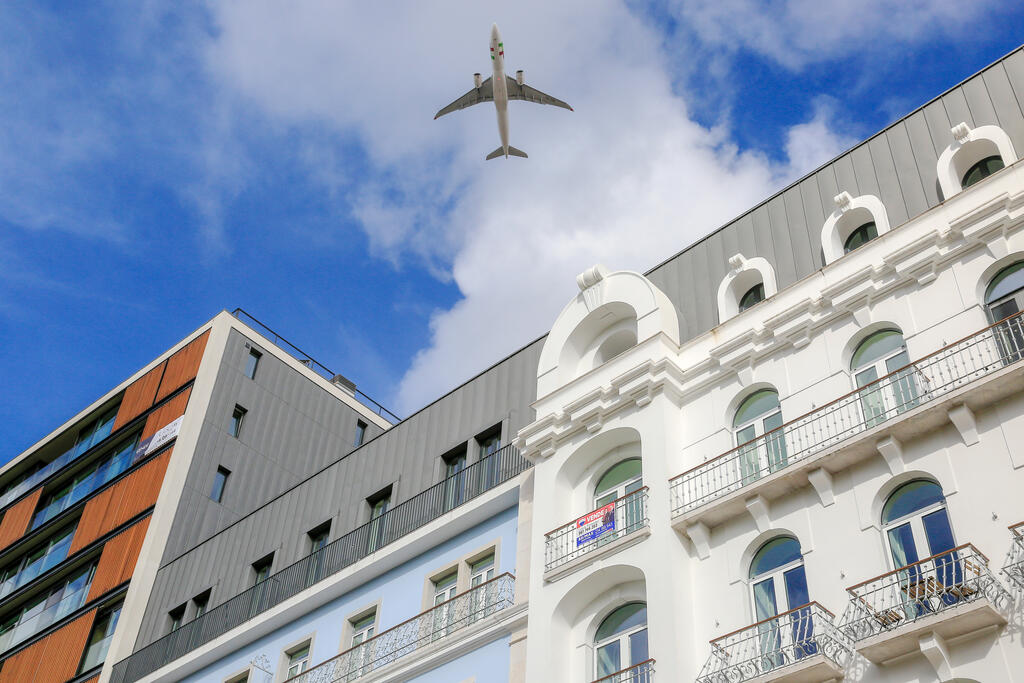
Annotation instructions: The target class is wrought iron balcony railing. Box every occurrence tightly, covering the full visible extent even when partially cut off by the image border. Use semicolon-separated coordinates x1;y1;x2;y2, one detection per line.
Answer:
671;312;1024;515
544;488;649;572
696;602;850;683
110;446;530;683
839;544;1010;642
593;658;655;683
286;573;515;683
1001;521;1024;589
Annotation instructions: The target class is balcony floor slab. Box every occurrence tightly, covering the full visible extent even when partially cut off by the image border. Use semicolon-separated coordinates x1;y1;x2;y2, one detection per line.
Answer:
745;654;845;683
854;597;1006;665
543;526;651;583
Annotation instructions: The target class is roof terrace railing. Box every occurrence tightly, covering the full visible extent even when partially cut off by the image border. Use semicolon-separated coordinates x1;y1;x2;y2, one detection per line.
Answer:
286;573;515;683
230;308;400;423
696;602;850;683
839;544;1010;642
671;311;1024;515
110;445;530;683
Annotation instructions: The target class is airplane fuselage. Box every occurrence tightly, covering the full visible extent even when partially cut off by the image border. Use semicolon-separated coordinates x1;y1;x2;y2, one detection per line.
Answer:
490;25;509;157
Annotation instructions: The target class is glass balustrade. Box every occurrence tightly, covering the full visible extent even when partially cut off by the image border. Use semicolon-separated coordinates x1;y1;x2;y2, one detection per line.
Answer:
0;569;93;653
0;530;74;599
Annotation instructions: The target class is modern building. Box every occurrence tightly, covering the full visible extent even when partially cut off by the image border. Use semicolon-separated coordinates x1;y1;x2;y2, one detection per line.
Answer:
9;45;1024;683
0;311;393;683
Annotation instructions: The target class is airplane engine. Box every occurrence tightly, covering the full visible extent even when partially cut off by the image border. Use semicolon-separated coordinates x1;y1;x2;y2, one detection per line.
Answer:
516;70;524;85
473;73;482;88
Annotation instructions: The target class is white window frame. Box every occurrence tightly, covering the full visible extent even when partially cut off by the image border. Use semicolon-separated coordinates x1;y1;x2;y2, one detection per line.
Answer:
593;604;648;680
881;496;954;570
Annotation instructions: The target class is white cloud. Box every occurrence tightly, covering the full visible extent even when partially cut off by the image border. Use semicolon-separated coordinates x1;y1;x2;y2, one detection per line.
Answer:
200;0;955;415
664;0;998;69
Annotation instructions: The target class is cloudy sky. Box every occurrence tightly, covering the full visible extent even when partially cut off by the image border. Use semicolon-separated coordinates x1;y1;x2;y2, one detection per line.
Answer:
2;1;1023;456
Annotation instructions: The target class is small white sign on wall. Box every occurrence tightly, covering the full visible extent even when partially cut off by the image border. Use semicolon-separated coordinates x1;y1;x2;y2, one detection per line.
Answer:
146;415;184;455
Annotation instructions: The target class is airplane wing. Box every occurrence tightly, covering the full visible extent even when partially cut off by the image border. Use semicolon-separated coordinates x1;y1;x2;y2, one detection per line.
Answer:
505;76;573;111
434;78;494;119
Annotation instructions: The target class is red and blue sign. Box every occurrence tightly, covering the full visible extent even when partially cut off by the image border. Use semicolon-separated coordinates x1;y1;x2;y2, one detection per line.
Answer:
575;503;615;547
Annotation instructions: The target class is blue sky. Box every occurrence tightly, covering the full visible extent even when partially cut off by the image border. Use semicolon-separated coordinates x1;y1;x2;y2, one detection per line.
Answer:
2;1;1023;460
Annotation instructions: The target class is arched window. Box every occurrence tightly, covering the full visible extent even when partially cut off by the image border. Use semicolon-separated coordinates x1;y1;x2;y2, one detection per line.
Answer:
734;390;787;483
594;602;648;679
882;480;955;570
843;222;878;254
962;155;1004;188
738;283;766;312
985;262;1024;322
593;459;644;540
850;330;919;424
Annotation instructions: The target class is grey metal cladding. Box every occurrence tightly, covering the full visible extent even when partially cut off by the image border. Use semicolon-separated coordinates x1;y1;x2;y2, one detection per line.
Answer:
647;48;1024;328
160;329;387;562
137;335;543;647
135;48;1024;650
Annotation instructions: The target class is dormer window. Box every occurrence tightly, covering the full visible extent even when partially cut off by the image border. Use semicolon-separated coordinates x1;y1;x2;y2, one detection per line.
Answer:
962;155;1004;188
843;221;878;254
737;283;765;312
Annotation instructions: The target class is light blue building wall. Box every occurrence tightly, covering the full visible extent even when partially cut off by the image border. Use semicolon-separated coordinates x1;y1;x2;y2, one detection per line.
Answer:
182;504;518;682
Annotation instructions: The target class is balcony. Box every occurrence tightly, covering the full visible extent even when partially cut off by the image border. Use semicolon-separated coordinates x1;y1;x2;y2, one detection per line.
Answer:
544;488;649;580
286;573;515;682
671;313;1024;529
839;544;1010;664
1002;522;1024;588
110;446;531;683
0;572;92;654
696;603;851;683
594;659;655;683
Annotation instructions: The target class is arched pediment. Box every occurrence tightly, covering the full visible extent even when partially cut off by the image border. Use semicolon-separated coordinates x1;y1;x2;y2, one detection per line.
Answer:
537;266;681;397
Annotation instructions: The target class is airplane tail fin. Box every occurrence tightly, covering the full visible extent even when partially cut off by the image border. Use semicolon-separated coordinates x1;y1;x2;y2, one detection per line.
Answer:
485;146;528;160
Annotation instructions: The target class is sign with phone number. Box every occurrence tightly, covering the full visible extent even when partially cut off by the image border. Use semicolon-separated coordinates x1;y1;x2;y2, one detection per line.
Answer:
575;503;615;547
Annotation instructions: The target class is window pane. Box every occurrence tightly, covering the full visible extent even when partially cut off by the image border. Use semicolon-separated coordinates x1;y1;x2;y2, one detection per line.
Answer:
595;641;621;678
734;390;780;427
752;578;778;621
594;459;642;496
962;154;1004;187
738;283;765;312
628;628;649;667
244;349;261;379
985;262;1024;304
783;565;809;611
843;222;877;254
922;508;956;557
887;522;918;568
851;330;905;370
882;480;944;524
595;602;647;641
750;537;802;578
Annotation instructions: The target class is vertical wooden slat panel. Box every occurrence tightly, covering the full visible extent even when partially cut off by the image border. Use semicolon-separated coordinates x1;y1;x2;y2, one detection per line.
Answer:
141;388;192;442
0;488;43;552
87;516;152;601
0;609;96;683
155;330;210;403
111;363;165;433
69;450;171;555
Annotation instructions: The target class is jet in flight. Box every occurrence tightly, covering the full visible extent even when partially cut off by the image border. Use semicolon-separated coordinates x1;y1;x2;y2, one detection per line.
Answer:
434;23;572;160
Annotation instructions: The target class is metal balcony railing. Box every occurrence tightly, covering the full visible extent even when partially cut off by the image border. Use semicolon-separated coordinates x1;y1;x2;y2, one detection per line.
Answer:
839;544;1010;642
696;602;851;683
1002;522;1024;589
592;659;655;683
231;308;400;422
110;446;530;683
671;312;1024;515
544;488;649;572
286;573;515;683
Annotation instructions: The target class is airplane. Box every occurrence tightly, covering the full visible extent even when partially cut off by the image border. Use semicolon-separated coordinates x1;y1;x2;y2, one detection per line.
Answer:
434;23;572;160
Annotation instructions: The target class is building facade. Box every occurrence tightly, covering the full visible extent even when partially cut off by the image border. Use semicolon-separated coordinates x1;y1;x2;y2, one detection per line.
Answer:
9;45;1024;683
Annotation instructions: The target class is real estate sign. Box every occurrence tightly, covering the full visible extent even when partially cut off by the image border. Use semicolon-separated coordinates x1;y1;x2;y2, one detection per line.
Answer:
575;503;615;547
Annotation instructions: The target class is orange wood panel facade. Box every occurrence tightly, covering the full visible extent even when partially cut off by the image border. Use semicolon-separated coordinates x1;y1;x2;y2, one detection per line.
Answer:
69;449;171;555
0;608;96;683
141;387;192;442
0;488;43;553
87;516;152;601
155;330;210;404
111;363;165;433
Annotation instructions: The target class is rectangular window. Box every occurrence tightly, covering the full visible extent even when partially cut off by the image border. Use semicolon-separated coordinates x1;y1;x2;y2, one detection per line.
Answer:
477;428;502;489
229;405;247;438
210;467;230;503
286;642;311;678
192;589;211;619
168;603;186;633
78;602;122;673
244;347;262;380
308;522;331;554
442;447;468;511
354;420;367;447
252;554;274;586
366;493;391;553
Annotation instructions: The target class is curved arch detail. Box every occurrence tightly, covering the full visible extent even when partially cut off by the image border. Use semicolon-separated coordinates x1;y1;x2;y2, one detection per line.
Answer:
538;266;681;396
820;192;891;265
717;254;778;321
937;123;1017;199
